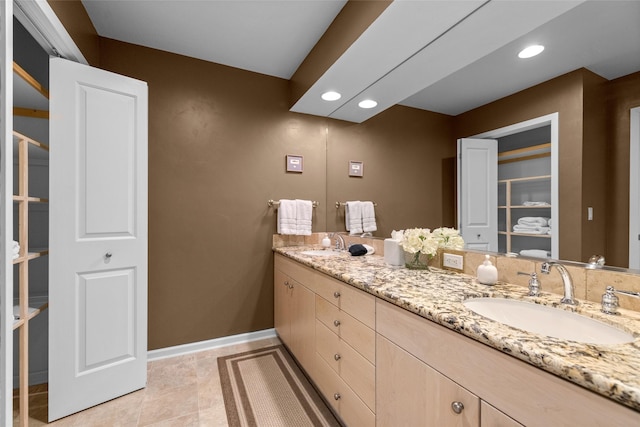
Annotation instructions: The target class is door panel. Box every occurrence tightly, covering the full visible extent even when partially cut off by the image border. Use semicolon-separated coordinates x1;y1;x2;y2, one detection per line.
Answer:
457;138;498;252
49;57;147;421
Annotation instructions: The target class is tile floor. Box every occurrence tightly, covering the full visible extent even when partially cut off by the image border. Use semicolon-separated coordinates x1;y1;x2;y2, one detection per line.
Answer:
13;336;282;426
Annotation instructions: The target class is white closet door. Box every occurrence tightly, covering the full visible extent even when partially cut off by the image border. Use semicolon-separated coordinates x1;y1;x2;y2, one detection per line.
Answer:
48;57;148;421
0;2;14;426
457;138;498;251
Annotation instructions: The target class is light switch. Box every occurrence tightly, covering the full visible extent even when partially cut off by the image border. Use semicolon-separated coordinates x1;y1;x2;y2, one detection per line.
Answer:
588;207;593;221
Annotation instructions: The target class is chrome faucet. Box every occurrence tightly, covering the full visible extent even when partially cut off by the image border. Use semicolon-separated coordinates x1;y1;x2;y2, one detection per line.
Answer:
329;232;347;251
541;261;578;305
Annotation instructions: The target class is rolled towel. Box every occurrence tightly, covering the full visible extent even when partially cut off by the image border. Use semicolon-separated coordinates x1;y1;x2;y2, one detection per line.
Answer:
295;199;312;236
517;217;549;227
361;201;377;233
513;225;550;234
519;249;551;259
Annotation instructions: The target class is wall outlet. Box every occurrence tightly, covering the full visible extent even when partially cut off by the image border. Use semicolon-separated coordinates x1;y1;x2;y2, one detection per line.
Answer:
442;253;464;271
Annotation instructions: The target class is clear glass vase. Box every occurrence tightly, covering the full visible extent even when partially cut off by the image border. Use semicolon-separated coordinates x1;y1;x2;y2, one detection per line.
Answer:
404;251;432;270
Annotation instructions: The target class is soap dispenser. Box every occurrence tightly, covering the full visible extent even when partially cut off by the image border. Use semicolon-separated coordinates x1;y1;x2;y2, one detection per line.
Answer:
322;234;331;249
477;254;498;285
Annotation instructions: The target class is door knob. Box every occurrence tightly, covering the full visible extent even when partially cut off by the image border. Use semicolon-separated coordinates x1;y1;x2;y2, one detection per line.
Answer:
105;252;113;259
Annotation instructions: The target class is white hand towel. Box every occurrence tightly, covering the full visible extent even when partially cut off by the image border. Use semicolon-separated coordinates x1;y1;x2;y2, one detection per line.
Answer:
277;199;297;235
519;249;551;259
361;201;377;233
345;201;363;234
517;217;549;227
513;225;550;234
296;199;313;236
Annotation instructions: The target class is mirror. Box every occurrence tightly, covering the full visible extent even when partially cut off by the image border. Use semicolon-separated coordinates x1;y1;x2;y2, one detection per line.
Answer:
324;1;640;272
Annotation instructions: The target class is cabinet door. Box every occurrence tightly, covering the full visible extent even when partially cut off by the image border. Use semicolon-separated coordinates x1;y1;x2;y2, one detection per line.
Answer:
480;401;523;427
290;280;315;369
274;268;291;346
377;335;480;427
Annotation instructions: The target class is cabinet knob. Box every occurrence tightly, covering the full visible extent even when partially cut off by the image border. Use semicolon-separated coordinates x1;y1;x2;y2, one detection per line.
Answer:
334;393;341;401
333;319;341;327
284;281;289;287
451;401;464;414
333;291;341;298
334;353;341;361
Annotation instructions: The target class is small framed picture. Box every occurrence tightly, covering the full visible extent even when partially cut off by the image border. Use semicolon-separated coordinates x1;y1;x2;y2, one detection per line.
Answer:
349;160;363;177
286;154;303;173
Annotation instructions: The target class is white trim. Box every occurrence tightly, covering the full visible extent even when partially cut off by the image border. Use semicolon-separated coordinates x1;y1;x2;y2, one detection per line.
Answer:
468;113;560;259
13;0;87;64
147;328;278;361
629;107;640;269
1;2;14;425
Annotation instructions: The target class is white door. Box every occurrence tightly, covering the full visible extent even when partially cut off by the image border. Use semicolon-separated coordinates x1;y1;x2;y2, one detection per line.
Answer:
630;107;640;269
457;138;498;251
48;57;148;421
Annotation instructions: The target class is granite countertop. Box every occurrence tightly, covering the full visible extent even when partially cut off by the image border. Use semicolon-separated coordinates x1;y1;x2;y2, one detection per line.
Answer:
274;246;640;412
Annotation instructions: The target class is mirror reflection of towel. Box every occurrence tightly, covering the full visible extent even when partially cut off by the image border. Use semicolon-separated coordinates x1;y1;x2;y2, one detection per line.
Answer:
345;201;363;234
362;201;377;232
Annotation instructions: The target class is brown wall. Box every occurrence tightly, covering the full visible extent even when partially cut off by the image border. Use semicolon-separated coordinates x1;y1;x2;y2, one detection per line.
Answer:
327;106;455;234
97;38;454;349
606;72;640;267
455;69;607;263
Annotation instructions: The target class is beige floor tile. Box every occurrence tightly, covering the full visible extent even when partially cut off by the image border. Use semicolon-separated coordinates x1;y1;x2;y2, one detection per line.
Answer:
16;337;281;426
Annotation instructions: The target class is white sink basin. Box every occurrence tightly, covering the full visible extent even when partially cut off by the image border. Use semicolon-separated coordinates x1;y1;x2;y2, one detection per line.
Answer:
300;250;341;257
463;298;635;345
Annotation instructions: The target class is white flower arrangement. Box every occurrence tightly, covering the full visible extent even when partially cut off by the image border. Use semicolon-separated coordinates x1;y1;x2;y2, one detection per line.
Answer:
399;227;464;257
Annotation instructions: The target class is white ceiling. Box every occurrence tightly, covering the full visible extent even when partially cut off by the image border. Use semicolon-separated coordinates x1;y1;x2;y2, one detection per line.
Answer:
81;0;640;122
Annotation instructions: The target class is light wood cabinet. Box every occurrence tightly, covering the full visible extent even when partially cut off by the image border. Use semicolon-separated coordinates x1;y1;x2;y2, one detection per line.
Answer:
273;262;315;369
377;334;479;427
481;401;523;427
376;298;640;427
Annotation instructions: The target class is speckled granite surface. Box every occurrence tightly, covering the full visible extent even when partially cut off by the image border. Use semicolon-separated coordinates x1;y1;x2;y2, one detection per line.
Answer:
274;246;640;411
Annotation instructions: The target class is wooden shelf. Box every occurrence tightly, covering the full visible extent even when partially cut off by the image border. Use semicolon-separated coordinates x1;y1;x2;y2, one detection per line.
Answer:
499;174;551;184
498;143;550;165
12;296;49;330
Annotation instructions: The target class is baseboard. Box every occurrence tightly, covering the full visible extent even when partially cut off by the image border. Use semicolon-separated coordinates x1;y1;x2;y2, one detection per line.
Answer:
13;369;48;388
147;328;277;361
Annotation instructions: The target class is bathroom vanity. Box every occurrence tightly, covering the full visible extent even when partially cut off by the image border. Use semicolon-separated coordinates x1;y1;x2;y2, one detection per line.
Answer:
273;247;640;426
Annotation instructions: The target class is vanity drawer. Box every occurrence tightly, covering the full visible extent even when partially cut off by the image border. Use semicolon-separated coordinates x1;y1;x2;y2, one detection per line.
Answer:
316;295;375;363
313;275;375;328
316;320;375;411
314;352;375;427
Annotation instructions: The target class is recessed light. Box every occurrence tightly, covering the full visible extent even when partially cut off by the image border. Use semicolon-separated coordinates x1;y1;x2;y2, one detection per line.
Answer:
321;91;341;101
518;45;544;59
358;99;377;109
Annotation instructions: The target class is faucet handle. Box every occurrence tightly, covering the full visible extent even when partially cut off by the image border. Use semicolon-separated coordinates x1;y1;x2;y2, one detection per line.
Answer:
602;286;620;315
602;286;640;315
518;271;541;297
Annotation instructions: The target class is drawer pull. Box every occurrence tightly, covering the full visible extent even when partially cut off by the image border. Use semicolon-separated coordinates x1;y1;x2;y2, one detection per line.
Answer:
334;353;341;361
333;319;341;327
333;291;341;298
451;401;464;414
334;393;341;401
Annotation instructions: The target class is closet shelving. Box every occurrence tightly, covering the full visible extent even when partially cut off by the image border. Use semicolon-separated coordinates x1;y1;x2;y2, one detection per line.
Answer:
12;60;49;426
497;143;552;255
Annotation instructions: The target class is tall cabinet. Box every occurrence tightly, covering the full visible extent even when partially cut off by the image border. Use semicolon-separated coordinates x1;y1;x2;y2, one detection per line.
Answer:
12;60;49;426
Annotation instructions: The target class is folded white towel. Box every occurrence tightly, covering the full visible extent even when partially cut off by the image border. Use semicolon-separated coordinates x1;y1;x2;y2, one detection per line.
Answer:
517;217;549;227
12;240;19;254
513;225;550;234
548;218;552;228
345;201;363;234
519;249;551;259
361;201;377;233
277;199;297;235
296;199;312;236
